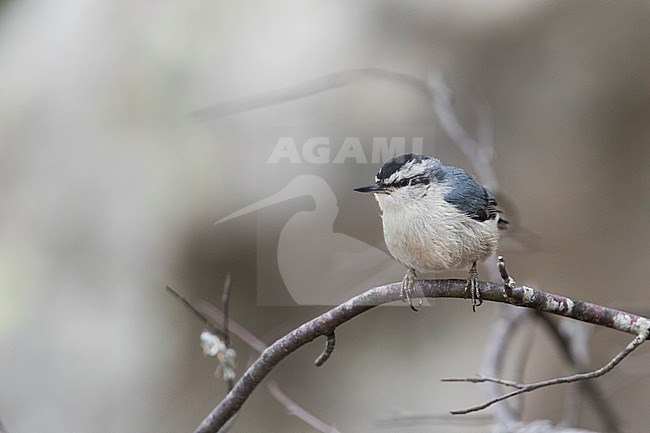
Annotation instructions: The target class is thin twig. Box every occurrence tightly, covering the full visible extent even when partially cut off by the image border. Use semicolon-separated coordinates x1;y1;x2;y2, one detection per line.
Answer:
443;375;527;389
220;273;235;391
314;332;336;367
594;356;650;398
221;273;233;347
449;327;649;415
193;279;650;433
166;285;224;338
268;382;342;433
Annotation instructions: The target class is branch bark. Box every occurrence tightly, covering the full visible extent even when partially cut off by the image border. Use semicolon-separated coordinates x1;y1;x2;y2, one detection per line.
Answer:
192;279;650;433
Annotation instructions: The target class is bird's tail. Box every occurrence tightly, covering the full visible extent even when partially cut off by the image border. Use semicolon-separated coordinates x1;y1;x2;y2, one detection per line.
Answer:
497;214;509;230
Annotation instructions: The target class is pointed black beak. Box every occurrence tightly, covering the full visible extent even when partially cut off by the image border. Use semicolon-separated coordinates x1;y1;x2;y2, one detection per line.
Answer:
354;183;387;193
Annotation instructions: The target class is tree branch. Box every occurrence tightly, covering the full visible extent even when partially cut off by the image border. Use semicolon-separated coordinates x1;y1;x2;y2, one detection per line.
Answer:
192;279;650;433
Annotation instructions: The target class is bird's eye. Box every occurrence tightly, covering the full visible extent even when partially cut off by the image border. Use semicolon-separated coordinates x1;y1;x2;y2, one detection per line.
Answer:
395;178;409;188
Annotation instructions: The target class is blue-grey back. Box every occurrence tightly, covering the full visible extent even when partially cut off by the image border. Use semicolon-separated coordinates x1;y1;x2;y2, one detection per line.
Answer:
438;165;498;223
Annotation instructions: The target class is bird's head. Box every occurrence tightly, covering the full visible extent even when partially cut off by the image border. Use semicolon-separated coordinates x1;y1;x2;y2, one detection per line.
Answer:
354;154;443;206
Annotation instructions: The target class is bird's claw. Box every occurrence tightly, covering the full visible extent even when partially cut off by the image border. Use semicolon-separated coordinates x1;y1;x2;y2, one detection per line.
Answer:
401;269;422;311
465;261;482;312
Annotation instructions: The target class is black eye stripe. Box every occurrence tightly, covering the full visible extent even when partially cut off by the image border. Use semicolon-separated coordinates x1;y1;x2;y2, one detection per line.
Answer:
388;175;430;188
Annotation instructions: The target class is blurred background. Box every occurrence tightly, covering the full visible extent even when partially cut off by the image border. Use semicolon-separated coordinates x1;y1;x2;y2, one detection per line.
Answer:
1;1;650;432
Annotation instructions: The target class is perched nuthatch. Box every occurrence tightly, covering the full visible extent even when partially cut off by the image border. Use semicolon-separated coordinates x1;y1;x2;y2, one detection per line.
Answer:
354;153;508;311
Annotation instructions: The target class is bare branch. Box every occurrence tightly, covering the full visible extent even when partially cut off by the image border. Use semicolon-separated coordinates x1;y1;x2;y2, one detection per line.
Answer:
192;68;429;121
268;382;342;433
443;375;527;389
449;326;649;415
192;278;650;433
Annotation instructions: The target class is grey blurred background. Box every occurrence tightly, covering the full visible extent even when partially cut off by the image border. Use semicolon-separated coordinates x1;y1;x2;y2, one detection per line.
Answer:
1;1;650;432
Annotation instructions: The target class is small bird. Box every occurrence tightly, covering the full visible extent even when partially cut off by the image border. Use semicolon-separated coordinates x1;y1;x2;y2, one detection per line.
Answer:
354;153;508;311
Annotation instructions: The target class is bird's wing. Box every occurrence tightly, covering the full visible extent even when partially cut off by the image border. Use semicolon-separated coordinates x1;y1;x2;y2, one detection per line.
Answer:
441;166;506;226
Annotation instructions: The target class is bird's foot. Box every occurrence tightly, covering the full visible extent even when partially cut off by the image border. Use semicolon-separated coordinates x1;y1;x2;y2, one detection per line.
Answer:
401;268;422;312
464;261;482;312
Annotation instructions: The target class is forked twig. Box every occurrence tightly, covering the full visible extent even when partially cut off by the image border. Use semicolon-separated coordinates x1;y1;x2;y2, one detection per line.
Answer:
447;326;649;415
